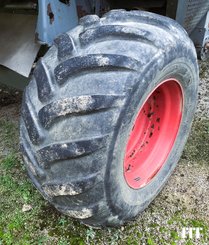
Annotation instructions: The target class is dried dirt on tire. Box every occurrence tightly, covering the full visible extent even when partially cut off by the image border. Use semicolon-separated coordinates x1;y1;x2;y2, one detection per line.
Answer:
0;61;208;244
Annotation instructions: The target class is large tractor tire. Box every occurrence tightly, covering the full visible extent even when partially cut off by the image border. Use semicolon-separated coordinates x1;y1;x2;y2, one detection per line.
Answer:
20;10;199;227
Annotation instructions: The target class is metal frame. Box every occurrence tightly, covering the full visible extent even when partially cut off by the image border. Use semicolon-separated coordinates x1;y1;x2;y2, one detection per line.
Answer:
166;0;209;59
0;0;209;89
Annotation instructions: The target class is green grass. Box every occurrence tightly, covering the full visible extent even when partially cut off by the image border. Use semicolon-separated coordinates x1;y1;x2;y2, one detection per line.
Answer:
182;119;209;163
0;117;208;244
0;120;19;152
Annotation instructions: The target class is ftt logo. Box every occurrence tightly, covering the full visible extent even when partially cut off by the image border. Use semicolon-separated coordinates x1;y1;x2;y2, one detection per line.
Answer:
181;227;203;239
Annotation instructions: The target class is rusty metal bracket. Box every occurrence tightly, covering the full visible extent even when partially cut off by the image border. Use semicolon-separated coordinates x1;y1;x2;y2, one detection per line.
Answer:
36;0;78;45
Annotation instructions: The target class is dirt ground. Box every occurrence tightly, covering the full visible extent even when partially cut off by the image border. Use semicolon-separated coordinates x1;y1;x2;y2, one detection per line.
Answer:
0;61;208;245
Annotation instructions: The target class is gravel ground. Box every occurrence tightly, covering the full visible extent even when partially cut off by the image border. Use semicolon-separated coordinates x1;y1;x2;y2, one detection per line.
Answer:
197;61;209;119
0;60;208;244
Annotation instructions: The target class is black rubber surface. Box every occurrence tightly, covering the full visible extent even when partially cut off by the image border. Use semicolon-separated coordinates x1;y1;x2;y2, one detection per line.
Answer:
20;10;199;227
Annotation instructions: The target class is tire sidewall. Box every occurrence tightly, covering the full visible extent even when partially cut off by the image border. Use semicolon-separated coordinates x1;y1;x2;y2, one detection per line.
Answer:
105;54;199;220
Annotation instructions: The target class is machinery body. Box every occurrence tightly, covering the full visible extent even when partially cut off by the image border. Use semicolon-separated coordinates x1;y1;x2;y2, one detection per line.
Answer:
0;0;208;89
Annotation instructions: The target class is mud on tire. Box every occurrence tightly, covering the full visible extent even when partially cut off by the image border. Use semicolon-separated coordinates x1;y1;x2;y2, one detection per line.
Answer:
20;10;199;227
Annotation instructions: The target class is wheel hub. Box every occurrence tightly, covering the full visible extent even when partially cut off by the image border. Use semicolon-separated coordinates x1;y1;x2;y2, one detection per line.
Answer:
124;79;183;189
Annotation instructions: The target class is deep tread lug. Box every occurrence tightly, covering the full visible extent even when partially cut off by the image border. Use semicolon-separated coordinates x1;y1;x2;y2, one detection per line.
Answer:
36;136;107;165
21;92;45;145
80;25;161;49
56;205;98;219
79;15;100;28
20;127;46;178
54;33;74;60
42;173;99;197
33;60;54;102
54;54;140;84
39;95;124;129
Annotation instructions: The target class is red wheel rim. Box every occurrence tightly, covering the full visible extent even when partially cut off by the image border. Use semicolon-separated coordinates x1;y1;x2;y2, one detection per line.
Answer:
124;79;183;189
